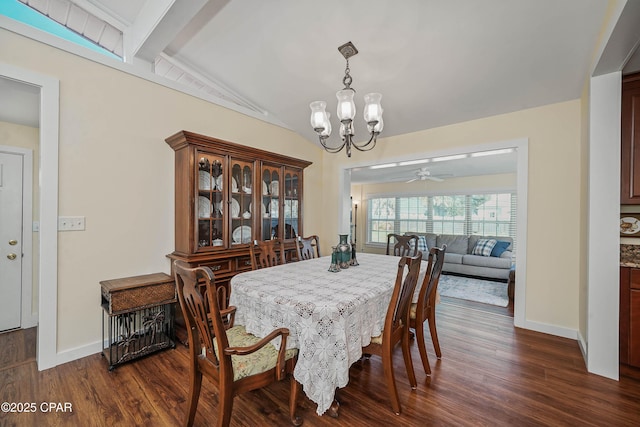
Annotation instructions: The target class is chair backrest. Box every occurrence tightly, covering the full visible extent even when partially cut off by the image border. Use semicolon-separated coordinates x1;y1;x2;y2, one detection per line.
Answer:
296;235;320;260
173;261;232;378
386;233;419;257
250;239;285;270
385;253;423;339
416;245;447;315
272;223;297;239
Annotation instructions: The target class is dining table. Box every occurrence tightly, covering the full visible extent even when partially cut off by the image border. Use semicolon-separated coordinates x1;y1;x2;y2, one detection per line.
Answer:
229;252;429;416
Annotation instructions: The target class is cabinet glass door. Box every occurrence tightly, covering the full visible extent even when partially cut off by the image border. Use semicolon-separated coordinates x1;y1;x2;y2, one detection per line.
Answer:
196;153;224;250
261;166;280;240
283;169;300;239
230;158;253;246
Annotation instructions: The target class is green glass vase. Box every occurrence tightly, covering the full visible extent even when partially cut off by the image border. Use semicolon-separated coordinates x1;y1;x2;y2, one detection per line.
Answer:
337;234;351;269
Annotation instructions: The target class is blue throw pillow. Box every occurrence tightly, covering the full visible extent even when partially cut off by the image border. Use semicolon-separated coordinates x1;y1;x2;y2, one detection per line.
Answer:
471;238;497;257
491;240;511;257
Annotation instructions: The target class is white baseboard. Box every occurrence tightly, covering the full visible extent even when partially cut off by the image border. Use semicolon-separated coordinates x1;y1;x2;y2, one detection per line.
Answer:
522;319;578;341
54;340;102;367
577;329;587;362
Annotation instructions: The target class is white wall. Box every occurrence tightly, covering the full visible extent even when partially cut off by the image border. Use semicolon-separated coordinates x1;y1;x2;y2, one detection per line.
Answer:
587;72;621;379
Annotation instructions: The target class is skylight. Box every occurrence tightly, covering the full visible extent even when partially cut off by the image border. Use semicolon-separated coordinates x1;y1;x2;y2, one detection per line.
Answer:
0;0;121;60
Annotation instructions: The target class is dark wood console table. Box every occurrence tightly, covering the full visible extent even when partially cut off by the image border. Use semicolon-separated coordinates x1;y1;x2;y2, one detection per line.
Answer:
100;273;176;370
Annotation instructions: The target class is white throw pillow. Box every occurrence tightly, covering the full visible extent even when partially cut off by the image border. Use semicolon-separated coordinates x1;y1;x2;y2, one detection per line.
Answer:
471;238;497;257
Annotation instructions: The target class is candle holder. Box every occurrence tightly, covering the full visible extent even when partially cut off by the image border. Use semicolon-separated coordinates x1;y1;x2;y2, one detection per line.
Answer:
349;243;359;266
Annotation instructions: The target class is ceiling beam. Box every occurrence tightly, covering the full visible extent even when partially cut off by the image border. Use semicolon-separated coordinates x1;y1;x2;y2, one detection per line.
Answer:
593;0;640;76
124;0;208;63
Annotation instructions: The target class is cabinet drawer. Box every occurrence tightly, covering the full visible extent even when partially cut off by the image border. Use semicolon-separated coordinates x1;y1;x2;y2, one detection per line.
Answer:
235;256;253;272
101;273;175;315
198;259;232;275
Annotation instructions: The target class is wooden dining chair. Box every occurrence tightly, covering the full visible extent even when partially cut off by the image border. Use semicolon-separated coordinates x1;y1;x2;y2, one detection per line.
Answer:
173;261;302;427
296;235;321;261
249;239;285;270
386;233;419;257
410;245;447;375
361;252;423;415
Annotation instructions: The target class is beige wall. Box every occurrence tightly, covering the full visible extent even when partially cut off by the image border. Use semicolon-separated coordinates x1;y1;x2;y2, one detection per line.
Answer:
0;120;40;315
0;28;324;352
322;100;582;331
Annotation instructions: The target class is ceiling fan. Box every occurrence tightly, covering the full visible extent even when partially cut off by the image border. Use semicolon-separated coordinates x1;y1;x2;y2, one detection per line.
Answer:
406;167;446;183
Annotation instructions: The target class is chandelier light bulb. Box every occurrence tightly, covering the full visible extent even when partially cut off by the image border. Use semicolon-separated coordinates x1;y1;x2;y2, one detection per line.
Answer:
309;101;330;134
363;93;383;124
336;89;356;121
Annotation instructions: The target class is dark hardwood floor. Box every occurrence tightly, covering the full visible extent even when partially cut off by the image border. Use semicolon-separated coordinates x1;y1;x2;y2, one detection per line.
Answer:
439;295;514;317
0;327;36;371
1;304;639;426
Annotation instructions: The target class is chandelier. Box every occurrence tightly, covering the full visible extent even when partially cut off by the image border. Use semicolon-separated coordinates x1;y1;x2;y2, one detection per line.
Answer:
309;41;383;157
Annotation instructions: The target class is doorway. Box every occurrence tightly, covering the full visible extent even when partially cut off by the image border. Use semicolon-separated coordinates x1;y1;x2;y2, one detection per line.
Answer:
345;138;528;327
0;64;60;371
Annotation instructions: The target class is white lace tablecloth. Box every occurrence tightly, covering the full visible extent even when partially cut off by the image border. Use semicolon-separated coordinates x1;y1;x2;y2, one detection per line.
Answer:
229;252;427;416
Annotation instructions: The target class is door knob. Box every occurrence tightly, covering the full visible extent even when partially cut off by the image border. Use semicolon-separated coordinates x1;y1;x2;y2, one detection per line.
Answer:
9;239;18;245
7;253;17;260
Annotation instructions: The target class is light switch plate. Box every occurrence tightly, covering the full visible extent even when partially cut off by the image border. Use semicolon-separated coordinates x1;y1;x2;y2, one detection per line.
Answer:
58;216;85;231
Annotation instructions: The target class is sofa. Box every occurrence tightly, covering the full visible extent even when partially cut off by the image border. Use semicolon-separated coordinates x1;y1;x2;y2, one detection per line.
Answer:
409;233;514;281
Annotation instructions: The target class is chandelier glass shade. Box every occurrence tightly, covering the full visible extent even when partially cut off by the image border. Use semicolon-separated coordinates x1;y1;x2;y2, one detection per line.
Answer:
309;42;383;157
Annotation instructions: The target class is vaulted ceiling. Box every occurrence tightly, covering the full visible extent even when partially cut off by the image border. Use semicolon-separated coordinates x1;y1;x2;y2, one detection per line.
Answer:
14;0;615;142
4;1;638;182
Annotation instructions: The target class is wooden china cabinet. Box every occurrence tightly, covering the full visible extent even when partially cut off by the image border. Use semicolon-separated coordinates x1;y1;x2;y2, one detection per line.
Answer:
166;130;311;342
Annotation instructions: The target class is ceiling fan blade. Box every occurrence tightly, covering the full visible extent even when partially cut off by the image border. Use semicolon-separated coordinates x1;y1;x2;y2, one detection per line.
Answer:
406;178;418;183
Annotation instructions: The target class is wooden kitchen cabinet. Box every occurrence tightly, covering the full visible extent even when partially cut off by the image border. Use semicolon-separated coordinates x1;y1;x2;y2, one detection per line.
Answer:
165;131;312;343
621;72;640;204
620;266;640;367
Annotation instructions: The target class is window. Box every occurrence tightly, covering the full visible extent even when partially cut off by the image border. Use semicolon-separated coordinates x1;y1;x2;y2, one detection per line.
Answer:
366;192;517;252
1;0;122;60
369;197;396;243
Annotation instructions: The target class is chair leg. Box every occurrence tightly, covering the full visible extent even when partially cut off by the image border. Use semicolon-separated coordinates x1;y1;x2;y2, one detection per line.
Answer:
382;348;401;415
289;375;302;426
184;370;202;427
401;330;417;389
217;386;234;427
428;311;442;359
414;323;431;375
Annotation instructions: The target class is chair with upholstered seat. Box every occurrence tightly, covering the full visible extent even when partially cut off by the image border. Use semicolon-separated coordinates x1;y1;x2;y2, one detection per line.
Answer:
249;239;285;270
361;253;422;415
386;233;419;257
296;235;321;261
410;245;446;375
173;261;302;427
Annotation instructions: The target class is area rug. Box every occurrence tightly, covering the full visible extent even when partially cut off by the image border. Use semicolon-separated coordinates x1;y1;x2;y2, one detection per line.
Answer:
438;274;509;307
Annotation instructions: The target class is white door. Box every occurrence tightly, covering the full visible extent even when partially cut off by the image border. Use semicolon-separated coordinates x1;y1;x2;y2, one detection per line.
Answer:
0;152;23;332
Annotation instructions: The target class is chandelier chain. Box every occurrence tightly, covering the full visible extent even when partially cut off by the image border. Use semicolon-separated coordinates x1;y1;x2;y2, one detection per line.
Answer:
342;58;352;89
